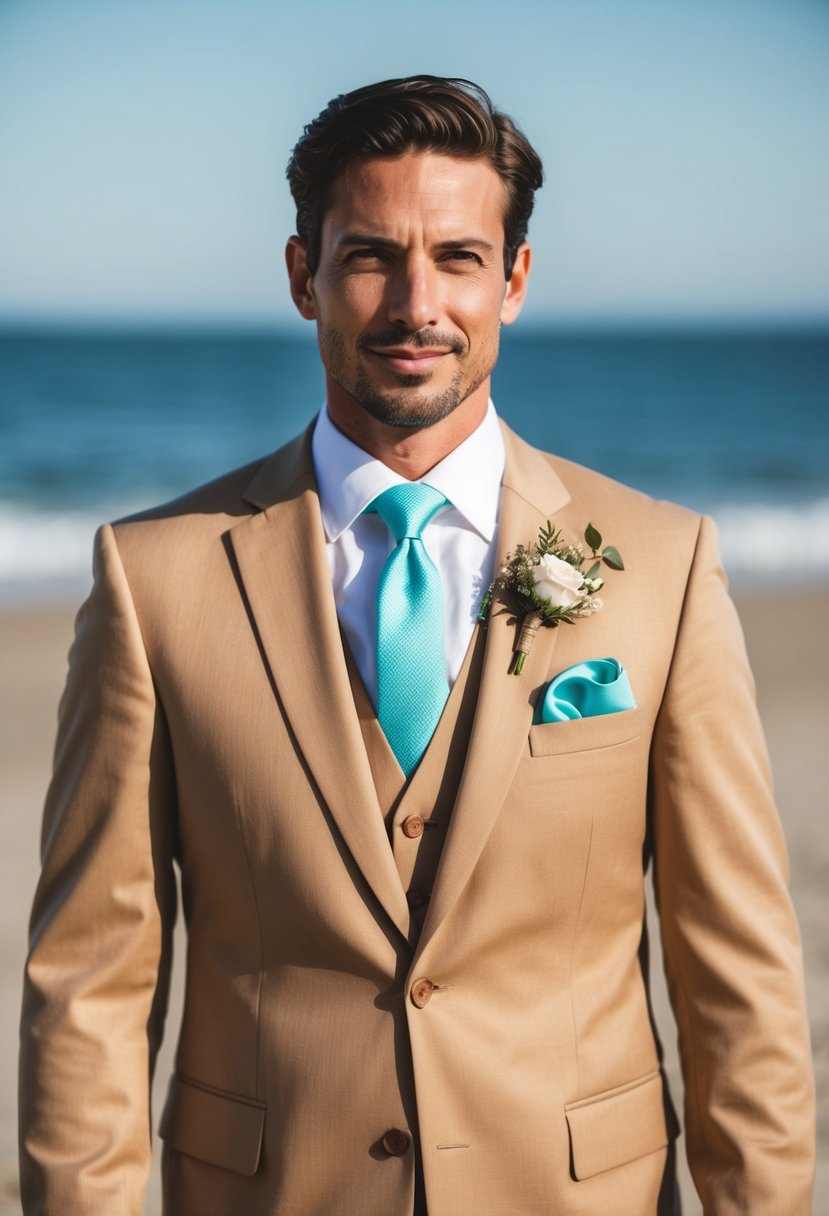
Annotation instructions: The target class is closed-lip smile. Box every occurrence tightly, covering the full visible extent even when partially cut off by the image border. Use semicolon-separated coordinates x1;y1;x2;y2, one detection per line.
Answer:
365;346;452;372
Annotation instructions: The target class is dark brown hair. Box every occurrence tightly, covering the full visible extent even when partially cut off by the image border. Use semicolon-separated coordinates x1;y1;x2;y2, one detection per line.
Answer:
286;75;543;279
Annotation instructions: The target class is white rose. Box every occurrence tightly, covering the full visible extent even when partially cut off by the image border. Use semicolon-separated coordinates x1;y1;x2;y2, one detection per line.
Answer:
532;554;584;609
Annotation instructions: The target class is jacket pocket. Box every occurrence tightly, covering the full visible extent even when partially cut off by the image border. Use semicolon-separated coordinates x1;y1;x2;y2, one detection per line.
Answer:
564;1070;668;1180
529;706;642;758
159;1072;266;1175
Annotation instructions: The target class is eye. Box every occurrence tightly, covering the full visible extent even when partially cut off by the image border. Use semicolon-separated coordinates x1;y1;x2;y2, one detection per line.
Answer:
345;248;390;264
440;250;484;266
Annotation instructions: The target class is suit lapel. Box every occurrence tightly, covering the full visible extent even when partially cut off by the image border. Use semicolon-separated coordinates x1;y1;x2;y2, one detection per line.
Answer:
227;419;572;953
229;426;410;941
415;422;571;957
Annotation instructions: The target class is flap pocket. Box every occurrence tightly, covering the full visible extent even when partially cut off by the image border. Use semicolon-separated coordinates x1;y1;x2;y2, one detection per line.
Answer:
565;1070;668;1180
159;1073;265;1176
529;706;641;758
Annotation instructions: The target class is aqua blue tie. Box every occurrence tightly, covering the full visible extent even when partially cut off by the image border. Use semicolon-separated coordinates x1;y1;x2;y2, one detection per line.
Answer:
370;483;449;777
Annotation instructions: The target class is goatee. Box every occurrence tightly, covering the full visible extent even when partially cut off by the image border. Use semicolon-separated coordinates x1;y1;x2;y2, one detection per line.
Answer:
320;325;491;430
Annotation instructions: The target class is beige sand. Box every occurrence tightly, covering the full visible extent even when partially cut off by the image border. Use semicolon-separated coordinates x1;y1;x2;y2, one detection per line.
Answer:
2;591;826;1214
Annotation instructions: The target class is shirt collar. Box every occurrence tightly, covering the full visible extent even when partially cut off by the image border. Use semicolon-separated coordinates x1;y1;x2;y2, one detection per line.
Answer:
312;400;505;543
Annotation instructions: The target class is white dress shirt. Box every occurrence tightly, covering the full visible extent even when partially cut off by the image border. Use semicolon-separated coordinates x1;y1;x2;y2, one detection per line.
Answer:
311;400;505;708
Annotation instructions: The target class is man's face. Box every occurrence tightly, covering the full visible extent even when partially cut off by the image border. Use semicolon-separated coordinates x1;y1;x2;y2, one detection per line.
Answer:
288;152;529;432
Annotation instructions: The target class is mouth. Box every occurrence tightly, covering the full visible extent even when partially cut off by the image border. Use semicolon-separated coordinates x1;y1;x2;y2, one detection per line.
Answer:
364;347;453;375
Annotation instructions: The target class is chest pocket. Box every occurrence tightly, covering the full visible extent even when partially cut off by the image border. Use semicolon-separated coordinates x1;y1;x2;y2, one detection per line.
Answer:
529;705;642;758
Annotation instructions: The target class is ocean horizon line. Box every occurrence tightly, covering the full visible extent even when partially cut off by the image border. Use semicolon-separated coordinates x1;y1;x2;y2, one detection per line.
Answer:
2;319;829;340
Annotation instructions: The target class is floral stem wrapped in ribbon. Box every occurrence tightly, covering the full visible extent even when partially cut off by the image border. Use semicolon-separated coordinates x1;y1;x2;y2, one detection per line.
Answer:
494;521;624;675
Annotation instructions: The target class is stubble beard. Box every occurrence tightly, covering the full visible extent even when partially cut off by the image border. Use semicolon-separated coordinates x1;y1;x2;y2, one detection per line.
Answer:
320;326;497;430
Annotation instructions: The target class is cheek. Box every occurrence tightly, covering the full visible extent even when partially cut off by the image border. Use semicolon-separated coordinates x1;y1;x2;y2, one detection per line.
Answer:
442;297;485;334
314;274;384;329
454;277;502;315
454;281;507;341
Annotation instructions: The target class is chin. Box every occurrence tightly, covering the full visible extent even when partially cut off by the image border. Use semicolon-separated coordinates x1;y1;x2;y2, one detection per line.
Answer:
346;367;473;430
353;385;466;430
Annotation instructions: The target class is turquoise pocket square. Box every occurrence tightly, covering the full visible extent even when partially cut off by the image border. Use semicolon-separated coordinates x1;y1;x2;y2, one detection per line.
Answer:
533;658;636;724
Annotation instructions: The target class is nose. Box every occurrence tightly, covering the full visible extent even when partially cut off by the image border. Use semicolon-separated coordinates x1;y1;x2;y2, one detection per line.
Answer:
386;256;439;332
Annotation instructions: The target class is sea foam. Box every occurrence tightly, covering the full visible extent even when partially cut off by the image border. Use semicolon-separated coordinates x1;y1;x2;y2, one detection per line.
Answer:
2;498;828;603
709;498;829;580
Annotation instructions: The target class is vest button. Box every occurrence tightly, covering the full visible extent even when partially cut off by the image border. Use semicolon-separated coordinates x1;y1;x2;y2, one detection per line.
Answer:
402;815;425;839
406;889;427;911
382;1128;410;1157
410;977;434;1008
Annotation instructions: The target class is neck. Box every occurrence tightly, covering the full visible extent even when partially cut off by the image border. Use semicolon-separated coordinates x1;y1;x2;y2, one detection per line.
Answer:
326;381;490;479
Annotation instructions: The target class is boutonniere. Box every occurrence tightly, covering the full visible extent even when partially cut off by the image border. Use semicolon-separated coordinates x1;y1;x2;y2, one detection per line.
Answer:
493;521;624;674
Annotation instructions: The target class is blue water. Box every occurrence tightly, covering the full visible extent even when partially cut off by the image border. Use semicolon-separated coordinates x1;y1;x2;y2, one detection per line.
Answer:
1;329;827;594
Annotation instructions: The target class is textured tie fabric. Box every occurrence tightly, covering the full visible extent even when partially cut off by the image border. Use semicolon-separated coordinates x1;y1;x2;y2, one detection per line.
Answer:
369;483;449;777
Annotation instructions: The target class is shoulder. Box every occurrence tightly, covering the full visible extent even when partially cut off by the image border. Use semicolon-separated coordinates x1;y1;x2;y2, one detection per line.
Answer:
551;449;699;534
102;425;316;597
499;422;717;621
110;426;314;547
502;418;703;542
117;455;267;528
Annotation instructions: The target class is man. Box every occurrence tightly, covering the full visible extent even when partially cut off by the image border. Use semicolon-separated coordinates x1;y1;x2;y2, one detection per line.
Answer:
20;76;814;1215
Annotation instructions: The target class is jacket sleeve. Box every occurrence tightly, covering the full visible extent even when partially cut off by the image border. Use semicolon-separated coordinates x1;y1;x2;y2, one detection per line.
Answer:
19;523;177;1215
649;514;815;1213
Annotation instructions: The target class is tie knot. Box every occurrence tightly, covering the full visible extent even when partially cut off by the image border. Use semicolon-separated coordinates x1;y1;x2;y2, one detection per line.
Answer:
370;483;447;542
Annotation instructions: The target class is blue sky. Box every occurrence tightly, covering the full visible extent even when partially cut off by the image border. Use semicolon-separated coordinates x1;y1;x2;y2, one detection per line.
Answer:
0;0;827;326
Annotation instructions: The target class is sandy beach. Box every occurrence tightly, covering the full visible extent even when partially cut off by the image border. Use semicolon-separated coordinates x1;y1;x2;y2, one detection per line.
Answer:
2;590;827;1214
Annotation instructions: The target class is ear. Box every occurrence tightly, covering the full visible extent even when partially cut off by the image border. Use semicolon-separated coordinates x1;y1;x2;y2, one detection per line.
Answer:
500;243;532;326
285;236;317;320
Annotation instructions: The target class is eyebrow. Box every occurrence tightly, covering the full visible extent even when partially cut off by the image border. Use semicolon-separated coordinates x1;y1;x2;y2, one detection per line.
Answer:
335;232;497;255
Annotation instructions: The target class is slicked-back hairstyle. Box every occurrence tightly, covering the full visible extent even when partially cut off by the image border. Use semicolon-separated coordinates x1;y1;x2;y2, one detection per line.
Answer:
286;75;543;280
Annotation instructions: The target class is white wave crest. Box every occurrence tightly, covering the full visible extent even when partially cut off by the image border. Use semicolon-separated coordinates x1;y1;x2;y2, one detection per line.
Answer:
0;506;120;603
0;508;98;580
710;498;829;581
2;497;829;602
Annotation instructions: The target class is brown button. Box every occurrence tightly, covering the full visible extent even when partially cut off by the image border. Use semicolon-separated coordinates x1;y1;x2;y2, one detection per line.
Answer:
382;1128;410;1157
402;815;425;839
406;889;427;911
410;977;434;1008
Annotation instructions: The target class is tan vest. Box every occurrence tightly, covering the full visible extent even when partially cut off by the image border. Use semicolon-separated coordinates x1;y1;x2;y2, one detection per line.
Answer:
344;627;487;942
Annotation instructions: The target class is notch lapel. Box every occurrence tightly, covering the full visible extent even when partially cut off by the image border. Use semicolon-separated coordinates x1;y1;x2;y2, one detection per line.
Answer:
229;427;410;941
415;423;571;957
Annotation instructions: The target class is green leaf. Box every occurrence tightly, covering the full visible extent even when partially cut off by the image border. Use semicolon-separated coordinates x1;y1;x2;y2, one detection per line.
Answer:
601;546;625;571
584;561;601;581
584;522;602;552
537;520;559;556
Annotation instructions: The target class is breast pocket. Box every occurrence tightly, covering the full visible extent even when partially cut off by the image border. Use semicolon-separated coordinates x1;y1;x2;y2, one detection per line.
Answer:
528;706;642;758
505;707;648;911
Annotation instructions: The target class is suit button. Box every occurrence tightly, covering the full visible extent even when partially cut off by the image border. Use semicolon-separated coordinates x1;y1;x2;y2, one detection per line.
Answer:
406;889;427;911
382;1128;410;1156
402;815;424;839
410;977;434;1008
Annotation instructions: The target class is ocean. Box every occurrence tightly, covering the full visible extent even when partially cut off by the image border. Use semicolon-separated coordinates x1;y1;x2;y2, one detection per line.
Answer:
1;329;827;601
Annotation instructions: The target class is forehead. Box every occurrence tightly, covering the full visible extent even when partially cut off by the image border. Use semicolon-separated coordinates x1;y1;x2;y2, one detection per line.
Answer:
322;152;508;242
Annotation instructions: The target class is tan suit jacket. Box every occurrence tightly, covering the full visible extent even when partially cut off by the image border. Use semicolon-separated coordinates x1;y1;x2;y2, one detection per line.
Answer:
19;420;814;1215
